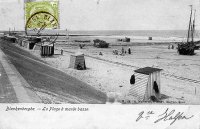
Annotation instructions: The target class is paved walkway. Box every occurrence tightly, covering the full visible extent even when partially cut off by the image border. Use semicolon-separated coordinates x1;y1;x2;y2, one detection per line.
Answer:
0;40;106;104
0;61;18;103
0;48;41;103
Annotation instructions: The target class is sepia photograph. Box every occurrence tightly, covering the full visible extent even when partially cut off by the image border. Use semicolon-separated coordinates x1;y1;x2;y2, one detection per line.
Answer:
0;0;200;128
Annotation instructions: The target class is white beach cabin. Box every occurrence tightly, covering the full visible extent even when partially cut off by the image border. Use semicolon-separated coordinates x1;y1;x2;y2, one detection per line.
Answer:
129;67;162;101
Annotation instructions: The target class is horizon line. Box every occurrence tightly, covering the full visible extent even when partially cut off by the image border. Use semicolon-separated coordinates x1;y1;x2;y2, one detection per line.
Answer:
0;29;192;32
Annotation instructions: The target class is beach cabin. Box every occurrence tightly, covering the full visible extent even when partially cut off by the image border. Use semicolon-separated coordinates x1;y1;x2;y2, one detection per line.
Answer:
3;35;17;43
0;33;4;38
129;67;162;101
40;42;54;56
28;37;41;49
117;37;130;42
17;38;23;46
22;40;29;48
33;43;41;50
22;40;35;49
148;37;152;40
69;52;86;70
123;37;130;42
21;37;42;50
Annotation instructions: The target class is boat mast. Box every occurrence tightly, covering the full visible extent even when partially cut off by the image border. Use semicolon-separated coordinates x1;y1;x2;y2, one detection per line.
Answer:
191;10;196;43
187;5;193;43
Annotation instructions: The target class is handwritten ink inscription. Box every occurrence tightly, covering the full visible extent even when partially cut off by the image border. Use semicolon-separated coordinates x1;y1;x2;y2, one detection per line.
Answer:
136;108;194;125
136;111;155;121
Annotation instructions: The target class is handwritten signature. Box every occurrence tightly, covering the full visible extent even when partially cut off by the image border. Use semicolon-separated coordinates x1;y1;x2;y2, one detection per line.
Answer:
136;108;194;125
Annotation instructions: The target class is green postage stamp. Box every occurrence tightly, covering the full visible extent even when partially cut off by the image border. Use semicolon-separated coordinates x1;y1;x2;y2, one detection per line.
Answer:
25;1;59;29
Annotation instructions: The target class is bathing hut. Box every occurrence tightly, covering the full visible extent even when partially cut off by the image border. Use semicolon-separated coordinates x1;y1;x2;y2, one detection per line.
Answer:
123;37;130;42
22;40;29;48
118;37;130;42
33;43;41;50
22;40;35;49
21;37;42;50
17;38;23;46
129;67;162;101
69;52;86;70
0;33;4;38
28;37;41;49
3;35;17;43
148;37;152;40
40;42;54;56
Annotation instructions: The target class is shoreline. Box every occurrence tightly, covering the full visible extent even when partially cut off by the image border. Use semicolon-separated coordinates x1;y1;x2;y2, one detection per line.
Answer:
56;41;179;46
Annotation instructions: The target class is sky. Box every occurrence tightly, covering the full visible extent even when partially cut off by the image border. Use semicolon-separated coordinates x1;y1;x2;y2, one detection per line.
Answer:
0;0;200;31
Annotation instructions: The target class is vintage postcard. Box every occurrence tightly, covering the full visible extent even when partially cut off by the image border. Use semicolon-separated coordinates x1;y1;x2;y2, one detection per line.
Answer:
0;0;200;129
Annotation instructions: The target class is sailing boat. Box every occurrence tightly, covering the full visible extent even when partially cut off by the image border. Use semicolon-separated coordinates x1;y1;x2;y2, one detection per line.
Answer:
177;5;197;55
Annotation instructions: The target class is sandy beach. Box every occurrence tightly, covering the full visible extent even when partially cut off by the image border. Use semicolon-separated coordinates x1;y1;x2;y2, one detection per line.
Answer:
16;35;200;104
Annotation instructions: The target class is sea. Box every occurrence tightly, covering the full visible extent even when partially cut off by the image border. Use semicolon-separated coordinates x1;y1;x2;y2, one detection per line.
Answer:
2;30;200;41
66;30;200;41
68;30;188;37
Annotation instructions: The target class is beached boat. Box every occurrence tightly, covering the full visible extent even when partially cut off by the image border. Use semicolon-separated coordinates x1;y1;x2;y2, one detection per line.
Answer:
177;5;197;55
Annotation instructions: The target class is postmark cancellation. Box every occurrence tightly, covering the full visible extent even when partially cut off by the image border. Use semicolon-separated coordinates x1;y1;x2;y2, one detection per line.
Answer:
25;1;59;29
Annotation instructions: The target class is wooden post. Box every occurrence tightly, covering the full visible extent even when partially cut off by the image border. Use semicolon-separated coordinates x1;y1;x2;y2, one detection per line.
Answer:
195;87;196;95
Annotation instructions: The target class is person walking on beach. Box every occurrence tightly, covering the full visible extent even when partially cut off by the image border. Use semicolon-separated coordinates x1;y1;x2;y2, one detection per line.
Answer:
121;47;124;55
171;44;174;49
128;47;131;54
168;45;170;49
61;49;63;55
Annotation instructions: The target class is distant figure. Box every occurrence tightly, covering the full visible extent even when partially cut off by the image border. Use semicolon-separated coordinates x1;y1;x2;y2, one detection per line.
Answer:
77;63;83;70
171;45;174;49
168;45;170;49
99;52;103;55
46;37;50;42
113;49;118;55
128;47;131;54
61;49;63;55
121;47;124;55
79;44;85;49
